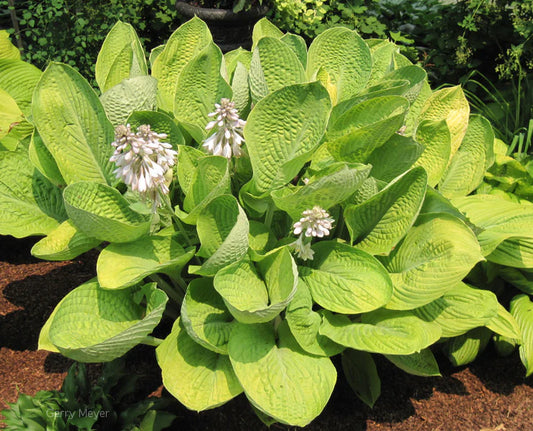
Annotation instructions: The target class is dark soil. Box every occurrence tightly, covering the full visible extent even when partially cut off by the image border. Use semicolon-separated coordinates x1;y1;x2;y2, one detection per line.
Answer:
1;235;532;431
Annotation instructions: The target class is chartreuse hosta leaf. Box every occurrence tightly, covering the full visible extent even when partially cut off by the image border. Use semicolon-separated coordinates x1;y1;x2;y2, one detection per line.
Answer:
285;279;344;357
0;87;23;139
329;77;410;125
367;134;423;183
307;27;371;103
385;349;441;377
382;214;483;310
351;177;379;204
413;120;451;187
486;302;521;340
192;195;249;276
231;62;250;116
152;17;212;112
127;110;184;148
453;194;533;267
181;278;234;354
174;42;232;141
251;17;283;49
404;80;432;135
249;37;306;103
271;162;371;220
413;283;499;337
28;131;65;187
95;21;148;93
367;40;398;85
31;220;100;261
100;76;157;126
0;150;65;237
214;248;297;323
229;320;336;427
224;47;252;79
281;33;307;68
510;294;533;376
499;267;533;295
342;349;380;407
179;155;231;224
328;87;409;137
418;86;470;158
439;115;495;198
97;234;195;289
345;167;427;255
248;220;276;257
149;45;164;69
320;309;442;355
32;63;115;185
382;65;427;104
43;280;167;362
0;30;20;60
157;318;243;411
299;242;393;314
176;145;205;196
443;327;491;366
419;187;466;220
64;181;151;243
326;96;408;163
0;58;41;117
244;82;331;193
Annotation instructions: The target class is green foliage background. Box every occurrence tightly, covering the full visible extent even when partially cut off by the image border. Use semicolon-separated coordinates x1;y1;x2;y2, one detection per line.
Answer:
0;0;178;83
2;0;532;87
268;0;533;84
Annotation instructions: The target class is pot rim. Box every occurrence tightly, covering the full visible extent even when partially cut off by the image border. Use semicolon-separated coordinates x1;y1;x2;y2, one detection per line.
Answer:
175;1;269;23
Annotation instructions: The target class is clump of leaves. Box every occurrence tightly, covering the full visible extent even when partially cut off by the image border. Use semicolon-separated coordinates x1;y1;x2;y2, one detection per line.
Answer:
181;0;266;13
1;0;179;83
0;360;175;430
0;17;532;428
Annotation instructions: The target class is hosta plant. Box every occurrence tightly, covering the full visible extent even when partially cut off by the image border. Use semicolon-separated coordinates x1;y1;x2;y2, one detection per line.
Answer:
1;360;175;430
1;18;532;427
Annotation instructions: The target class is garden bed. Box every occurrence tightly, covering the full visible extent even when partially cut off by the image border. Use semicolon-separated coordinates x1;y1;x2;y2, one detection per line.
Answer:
1;236;532;430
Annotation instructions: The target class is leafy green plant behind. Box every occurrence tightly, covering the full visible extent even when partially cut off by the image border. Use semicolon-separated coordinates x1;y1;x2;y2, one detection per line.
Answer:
462;70;533;156
182;0;266;13
1;0;178;84
0;16;532;428
270;0;389;41
0;360;175;431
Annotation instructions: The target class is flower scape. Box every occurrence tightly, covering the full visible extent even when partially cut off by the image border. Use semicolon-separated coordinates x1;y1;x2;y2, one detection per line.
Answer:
1;16;533;430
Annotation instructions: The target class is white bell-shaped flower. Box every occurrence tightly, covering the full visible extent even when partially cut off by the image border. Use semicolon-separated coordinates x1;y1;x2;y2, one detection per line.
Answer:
110;124;177;209
203;98;246;159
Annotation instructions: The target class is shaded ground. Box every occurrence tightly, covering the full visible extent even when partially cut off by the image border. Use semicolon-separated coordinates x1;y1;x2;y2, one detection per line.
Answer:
1;235;532;430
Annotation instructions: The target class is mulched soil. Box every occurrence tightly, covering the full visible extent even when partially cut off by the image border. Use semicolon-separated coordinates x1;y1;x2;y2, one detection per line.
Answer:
1;235;532;431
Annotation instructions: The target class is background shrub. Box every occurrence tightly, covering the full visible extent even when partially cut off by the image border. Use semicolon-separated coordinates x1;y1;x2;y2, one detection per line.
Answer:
269;0;533;85
269;0;388;40
2;0;532;90
0;0;178;84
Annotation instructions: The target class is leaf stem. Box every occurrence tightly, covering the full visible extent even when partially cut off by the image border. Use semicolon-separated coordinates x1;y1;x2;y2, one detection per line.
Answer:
160;192;196;248
141;336;163;347
159;191;202;265
335;212;346;241
151;274;183;304
264;203;274;228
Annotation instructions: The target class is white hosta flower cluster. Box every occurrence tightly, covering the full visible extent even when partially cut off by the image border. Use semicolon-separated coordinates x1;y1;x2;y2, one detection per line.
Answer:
293;206;334;238
110;124;177;209
203;98;246;159
290;206;334;260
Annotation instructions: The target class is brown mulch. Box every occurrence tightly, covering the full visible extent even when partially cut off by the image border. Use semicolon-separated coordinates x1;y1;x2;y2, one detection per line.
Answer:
1;235;532;431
